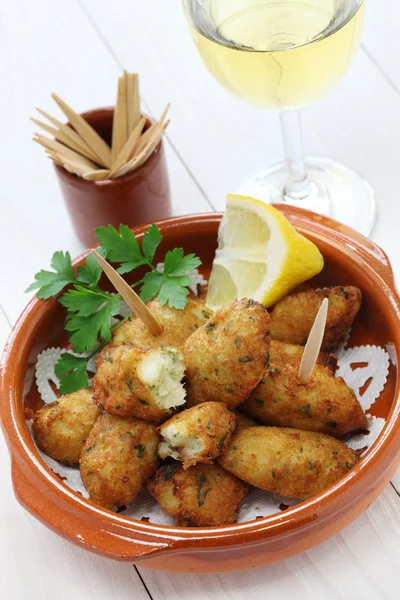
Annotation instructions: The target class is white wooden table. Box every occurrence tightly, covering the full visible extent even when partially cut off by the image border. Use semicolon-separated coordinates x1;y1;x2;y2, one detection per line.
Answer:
1;1;400;597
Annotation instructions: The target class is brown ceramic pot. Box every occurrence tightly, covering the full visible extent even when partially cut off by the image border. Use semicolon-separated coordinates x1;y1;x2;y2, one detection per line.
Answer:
54;107;171;247
1;207;400;573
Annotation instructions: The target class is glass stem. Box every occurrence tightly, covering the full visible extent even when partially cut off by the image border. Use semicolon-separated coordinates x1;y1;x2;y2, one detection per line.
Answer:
280;110;312;201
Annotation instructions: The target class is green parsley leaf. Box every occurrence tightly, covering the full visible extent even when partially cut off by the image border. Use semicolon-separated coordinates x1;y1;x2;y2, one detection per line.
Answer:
76;252;104;286
60;286;118;318
142;223;162;263
157;276;191;309
26;251;75;299
64;295;120;352
55;353;89;395
163;248;201;275
95;224;147;274
139;271;163;303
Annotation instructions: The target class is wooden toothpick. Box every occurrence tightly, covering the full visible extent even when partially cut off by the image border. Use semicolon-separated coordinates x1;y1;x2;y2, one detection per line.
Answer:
109;116;146;176
33;112;100;163
92;250;164;337
82;169;111;181
51;93;112;168
127;72;140;134
298;298;329;384
111;72;128;166
33;134;99;170
33;75;169;180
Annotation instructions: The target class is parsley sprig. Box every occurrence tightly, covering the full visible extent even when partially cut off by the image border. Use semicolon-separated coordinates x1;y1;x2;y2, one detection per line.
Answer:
96;224;201;308
27;224;201;395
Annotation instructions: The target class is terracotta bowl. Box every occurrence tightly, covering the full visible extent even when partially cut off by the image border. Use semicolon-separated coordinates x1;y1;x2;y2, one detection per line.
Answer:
1;207;400;574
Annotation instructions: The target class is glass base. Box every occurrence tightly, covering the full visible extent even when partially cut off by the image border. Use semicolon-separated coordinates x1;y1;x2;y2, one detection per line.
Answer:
238;156;377;237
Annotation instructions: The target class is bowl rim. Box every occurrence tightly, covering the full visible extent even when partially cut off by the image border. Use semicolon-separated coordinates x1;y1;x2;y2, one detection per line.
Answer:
2;208;400;558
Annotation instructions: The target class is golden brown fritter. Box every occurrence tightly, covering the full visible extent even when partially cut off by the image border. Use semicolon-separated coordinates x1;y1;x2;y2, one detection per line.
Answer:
234;411;258;430
241;362;367;437
148;462;248;526
32;389;100;466
218;426;359;500
113;298;212;350
80;413;160;509
92;343;185;422
184;298;270;409
158;402;236;468
269;286;362;352
270;339;337;372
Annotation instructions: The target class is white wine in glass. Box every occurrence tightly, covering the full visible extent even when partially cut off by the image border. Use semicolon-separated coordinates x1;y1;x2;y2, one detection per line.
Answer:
183;0;375;235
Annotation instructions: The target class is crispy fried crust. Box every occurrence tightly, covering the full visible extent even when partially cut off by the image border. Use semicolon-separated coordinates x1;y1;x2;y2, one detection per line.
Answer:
32;389;100;466
112;298;212;350
269;286;362;352
158;402;236;468
241;362;367;437
218;426;359;500
183;299;270;409
270;339;337;372
92;343;183;422
234;411;258;430
148;462;248;526
80;413;160;509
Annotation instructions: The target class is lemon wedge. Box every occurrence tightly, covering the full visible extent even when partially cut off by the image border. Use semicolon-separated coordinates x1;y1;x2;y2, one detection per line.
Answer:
206;194;324;310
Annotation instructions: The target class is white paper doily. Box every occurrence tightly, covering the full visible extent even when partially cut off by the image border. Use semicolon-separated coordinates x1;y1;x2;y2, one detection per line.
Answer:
32;336;391;523
35;347;99;404
336;345;390;411
35;348;62;403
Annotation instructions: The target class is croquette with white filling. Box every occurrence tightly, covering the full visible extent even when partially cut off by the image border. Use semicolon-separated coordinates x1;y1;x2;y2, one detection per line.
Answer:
158;402;236;468
93;343;185;422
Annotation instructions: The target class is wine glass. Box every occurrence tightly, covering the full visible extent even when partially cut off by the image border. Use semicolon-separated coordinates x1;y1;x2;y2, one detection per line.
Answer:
182;0;375;235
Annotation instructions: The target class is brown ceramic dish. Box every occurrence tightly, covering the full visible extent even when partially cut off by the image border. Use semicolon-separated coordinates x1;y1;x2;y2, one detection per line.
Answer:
55;107;171;247
1;206;400;573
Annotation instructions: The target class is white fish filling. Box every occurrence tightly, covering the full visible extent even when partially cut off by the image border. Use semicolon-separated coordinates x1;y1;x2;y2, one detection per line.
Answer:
158;422;204;461
137;347;186;410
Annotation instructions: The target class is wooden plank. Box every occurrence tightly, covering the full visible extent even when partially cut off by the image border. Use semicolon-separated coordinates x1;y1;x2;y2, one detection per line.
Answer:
363;0;400;92
79;0;400;281
136;486;400;600
1;1;400;597
0;304;151;599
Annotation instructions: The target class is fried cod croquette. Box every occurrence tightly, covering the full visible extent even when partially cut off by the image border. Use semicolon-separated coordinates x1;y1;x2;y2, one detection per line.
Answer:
158;402;236;468
234;411;258;430
148;462;248;526
93;343;185;422
184;298;270;409
241;362;366;437
269;286;362;351
218;426;359;500
80;413;160;509
32;389;100;466
270;339;337;372
112;298;212;350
